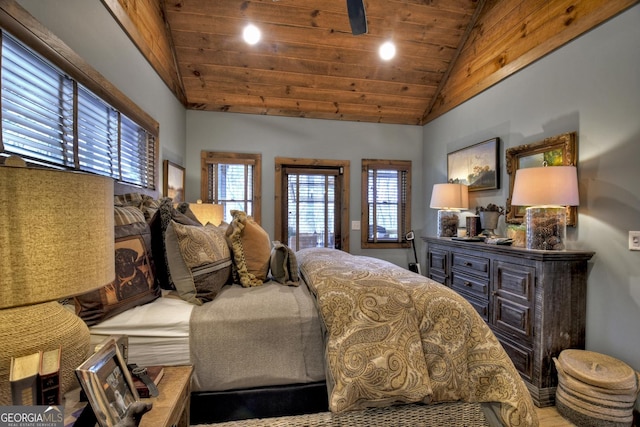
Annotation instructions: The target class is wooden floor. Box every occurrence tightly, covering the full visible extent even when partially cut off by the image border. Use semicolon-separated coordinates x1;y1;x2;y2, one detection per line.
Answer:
535;406;576;426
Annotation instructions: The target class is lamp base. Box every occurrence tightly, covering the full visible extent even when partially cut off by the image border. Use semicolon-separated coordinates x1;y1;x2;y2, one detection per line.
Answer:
525;206;567;250
437;209;460;237
0;301;91;405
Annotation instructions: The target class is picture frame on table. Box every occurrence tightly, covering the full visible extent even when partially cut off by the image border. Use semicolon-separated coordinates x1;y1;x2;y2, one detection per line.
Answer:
163;160;185;203
76;339;140;427
447;137;500;192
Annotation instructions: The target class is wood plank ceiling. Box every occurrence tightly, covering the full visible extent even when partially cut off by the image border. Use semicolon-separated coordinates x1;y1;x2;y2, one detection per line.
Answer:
104;0;637;125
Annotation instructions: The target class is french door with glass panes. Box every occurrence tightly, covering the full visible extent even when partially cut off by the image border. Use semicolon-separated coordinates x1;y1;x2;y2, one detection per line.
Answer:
282;166;343;251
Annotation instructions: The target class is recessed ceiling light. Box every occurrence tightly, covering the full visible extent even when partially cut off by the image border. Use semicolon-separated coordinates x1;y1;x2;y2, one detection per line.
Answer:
243;24;261;45
379;41;396;61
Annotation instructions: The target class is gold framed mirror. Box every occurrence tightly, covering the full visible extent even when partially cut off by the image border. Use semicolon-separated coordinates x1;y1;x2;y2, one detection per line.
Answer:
505;132;578;226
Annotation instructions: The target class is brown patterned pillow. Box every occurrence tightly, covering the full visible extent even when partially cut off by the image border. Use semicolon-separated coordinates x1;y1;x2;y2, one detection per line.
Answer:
225;210;272;287
149;198;201;289
75;207;160;326
164;221;231;305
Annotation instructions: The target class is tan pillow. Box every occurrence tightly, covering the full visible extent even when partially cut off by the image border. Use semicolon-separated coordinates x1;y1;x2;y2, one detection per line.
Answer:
165;221;231;305
225;210;271;287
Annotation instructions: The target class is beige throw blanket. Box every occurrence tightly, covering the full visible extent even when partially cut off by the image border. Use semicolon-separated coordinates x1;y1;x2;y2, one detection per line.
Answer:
297;248;538;427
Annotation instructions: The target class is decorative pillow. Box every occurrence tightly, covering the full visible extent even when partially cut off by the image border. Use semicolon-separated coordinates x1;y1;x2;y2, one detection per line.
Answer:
149;198;201;290
75;206;160;326
164;221;231;305
270;241;300;286
114;192;145;207
225;210;271;287
113;205;145;226
114;193;162;223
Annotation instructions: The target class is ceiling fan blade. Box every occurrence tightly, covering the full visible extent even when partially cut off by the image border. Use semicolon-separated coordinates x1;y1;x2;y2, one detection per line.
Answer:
346;0;367;35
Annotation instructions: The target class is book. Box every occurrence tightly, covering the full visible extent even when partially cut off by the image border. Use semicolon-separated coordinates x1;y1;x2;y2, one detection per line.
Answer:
131;366;164;398
10;352;41;405
38;347;61;405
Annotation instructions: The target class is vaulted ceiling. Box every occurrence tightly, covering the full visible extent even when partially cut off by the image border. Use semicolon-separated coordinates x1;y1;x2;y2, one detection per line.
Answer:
103;0;636;125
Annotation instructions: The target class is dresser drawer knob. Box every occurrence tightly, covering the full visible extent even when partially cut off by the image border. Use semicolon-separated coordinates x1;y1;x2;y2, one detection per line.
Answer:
464;281;472;287
464;261;472;267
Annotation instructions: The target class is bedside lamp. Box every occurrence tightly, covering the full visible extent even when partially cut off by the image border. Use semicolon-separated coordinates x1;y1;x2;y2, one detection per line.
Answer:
511;165;579;250
0;160;114;405
430;183;469;237
189;201;224;226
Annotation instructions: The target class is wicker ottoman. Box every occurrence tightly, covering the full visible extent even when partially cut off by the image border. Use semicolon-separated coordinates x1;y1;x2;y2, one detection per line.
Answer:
553;350;640;427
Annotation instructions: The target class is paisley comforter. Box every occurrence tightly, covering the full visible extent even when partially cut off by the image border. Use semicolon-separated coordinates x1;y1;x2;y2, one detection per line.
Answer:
297;248;537;427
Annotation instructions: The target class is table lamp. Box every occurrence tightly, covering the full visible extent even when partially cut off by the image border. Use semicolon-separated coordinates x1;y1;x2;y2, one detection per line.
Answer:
189;201;224;226
511;165;579;250
430;183;469;237
0;159;114;405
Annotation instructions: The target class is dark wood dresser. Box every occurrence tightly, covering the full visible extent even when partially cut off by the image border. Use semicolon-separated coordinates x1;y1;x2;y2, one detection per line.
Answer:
422;237;594;407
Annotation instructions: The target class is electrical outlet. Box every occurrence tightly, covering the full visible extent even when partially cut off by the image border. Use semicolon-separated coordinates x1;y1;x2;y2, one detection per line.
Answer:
629;231;640;251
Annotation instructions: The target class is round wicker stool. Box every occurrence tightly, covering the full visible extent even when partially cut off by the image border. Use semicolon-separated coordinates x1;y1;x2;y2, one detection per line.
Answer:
554;350;640;427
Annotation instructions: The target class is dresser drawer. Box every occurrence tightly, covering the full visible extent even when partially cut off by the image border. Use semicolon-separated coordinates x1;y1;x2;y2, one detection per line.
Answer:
427;247;449;285
451;253;489;278
493;295;532;341
493;261;534;302
451;271;489;301
495;333;533;382
461;294;489;322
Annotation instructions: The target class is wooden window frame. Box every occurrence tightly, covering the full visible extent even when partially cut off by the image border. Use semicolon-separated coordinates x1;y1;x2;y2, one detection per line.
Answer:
361;159;411;249
200;151;262;224
274;157;350;252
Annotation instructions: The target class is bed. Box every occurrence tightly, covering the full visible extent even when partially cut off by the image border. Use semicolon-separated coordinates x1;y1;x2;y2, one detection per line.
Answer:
297;247;538;427
89;282;325;393
76;194;537;426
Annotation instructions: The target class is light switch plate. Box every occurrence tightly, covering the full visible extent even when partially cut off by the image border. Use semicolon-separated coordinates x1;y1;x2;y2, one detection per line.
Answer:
629;231;640;250
352;220;360;230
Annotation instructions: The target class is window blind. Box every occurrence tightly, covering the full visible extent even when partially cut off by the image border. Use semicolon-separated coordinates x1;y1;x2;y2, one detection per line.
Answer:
207;162;254;223
286;170;336;250
1;32;155;189
1;34;72;166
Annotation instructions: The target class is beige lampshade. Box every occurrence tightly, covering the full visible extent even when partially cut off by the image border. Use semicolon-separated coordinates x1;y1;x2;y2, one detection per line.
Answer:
0;165;115;309
511;166;579;207
429;183;469;210
190;202;224;226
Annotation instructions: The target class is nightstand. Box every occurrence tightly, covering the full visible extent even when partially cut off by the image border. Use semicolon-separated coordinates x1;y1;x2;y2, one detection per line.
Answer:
140;365;193;427
65;365;193;427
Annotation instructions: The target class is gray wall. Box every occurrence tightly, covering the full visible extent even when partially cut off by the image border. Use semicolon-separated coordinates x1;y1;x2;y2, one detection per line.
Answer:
186;111;424;265
422;4;640;379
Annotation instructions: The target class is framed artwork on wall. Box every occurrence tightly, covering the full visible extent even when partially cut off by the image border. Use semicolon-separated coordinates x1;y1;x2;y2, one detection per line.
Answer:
505;131;577;226
163;160;185;203
447;137;500;192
